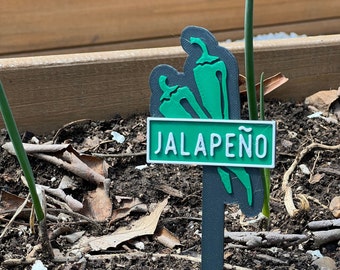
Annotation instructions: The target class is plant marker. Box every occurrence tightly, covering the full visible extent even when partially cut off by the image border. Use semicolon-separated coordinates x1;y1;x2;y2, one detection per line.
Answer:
147;26;275;269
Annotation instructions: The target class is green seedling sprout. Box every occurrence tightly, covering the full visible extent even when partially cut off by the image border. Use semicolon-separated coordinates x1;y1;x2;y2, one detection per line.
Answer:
0;81;44;221
244;1;271;219
259;72;271;219
244;0;257;121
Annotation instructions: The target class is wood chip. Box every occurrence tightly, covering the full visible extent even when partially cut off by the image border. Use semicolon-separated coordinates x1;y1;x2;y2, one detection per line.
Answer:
329;196;340;218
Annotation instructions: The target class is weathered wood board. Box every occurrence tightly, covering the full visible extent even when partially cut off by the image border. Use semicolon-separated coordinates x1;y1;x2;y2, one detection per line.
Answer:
1;0;339;56
0;35;339;133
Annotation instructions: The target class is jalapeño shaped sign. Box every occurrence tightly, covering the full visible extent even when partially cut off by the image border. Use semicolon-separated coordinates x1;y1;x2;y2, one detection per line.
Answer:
147;26;276;270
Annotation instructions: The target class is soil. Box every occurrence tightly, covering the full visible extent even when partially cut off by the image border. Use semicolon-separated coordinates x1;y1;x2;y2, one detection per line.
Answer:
0;101;339;270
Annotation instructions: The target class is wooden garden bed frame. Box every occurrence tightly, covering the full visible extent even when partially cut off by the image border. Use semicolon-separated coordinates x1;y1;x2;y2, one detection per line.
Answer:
0;0;339;133
1;0;339;56
0;34;339;133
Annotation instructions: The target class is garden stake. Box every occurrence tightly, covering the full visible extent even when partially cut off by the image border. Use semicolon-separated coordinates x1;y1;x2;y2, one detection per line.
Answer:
147;26;276;269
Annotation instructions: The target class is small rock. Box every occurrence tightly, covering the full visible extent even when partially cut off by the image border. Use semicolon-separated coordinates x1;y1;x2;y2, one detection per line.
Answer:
288;131;298;138
32;260;47;270
306;249;323;260
307;111;323;119
62;231;85;243
135;164;148;170
111;131;125;143
299;164;311;175
281;139;293;149
132;241;145;250
58;175;77;190
311;256;337;270
329;196;340;218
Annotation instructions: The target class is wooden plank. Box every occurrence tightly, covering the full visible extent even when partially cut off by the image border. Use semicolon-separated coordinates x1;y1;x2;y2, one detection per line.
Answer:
1;0;339;55
3;18;340;58
0;35;339;133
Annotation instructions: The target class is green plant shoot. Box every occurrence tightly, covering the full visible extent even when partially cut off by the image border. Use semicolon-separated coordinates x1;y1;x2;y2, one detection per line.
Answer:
259;72;271;218
244;0;257;121
244;1;270;218
0;81;44;221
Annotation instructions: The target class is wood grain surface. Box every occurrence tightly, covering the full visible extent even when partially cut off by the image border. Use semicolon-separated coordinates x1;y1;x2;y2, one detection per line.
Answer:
1;0;339;55
0;35;339;133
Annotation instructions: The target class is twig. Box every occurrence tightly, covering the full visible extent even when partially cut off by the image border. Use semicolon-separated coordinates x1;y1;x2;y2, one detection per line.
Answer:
0;208;101;229
33;151;107;186
255;253;288;265
308;151;321;182
45;193;74;212
91;151;146;158
37;188;54;259
47;208;101;229
3;142;109;187
52;119;92;143
307;219;340;230
163;216;202;223
318;166;340;176
312;229;340;248
306;195;329;210
224;231;309;248
0;194;30;239
38;184;83;211
282;142;340;190
282;142;340;217
49;226;73;240
2;257;36;267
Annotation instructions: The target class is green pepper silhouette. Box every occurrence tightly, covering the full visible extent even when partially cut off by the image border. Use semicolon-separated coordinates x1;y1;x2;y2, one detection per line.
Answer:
158;75;207;119
190;37;229;119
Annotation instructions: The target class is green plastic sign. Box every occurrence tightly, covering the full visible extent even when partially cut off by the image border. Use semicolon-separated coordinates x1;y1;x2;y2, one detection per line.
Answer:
148;26;276;270
147;118;275;168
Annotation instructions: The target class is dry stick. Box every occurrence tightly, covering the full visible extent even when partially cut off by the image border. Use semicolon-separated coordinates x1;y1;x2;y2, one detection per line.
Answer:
308;150;321;182
38;184;83;212
52;119;92;143
2;257;36;267
91;151;146;158
224;231;309;248
3;142;109;187
318;166;340;176
282;142;340;217
37;188;54;259
33;151;106;186
1;208;100;229
33;151;111;195
312;229;340;248
44;193;74;212
0;195;30;239
306;195;329;210
47;208;101;229
307;219;340;230
255;253;288;265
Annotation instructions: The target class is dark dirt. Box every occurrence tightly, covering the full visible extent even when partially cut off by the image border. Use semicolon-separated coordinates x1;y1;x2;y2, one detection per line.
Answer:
0;101;339;270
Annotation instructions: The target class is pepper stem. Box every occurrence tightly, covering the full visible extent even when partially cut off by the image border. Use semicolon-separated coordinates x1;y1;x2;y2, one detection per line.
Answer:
190;37;219;65
159;75;178;100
